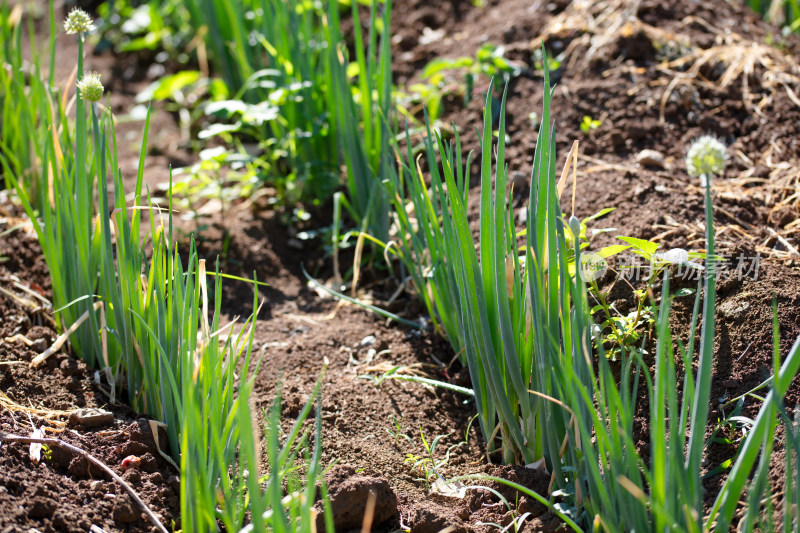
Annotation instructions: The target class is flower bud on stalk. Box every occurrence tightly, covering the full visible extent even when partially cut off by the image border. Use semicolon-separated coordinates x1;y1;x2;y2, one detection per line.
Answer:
77;72;104;102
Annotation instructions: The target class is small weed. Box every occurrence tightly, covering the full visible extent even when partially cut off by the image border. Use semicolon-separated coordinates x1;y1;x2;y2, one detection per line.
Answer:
408;43;523;122
587;236;707;360
167;146;260;233
386;415;413;447
580;115;601;134
137;70;228;148
403;427;464;492
95;0;194;61
41;444;52;462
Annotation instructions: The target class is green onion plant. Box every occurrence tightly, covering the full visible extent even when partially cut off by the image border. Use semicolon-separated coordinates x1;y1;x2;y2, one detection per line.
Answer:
383;117;466;352
162;0;395;241
179;274;331;533
234;375;331;533
180;0;338;208
389;65;583;480
325;0;394;243
0;0;61;208
6;8;108;368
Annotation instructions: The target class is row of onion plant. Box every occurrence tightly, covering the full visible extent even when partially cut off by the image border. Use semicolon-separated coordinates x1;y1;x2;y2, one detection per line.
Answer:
1;6;327;532
386;54;800;531
176;0;394;241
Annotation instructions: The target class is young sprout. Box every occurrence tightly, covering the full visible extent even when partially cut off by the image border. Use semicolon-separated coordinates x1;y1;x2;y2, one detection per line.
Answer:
63;8;95;35
77;73;104;102
685;135;727;182
580;115;601;134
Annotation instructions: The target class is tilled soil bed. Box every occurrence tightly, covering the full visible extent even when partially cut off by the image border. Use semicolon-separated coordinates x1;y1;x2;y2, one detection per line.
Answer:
2;0;800;531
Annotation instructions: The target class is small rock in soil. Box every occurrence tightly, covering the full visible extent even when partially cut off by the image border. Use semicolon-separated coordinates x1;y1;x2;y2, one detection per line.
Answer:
718;298;751;319
30;338;47;353
68;407;114;429
115;440;152;457
123;468;142;484
315;465;397;531
636;149;666;169
360;335;377;347
140;452;158;473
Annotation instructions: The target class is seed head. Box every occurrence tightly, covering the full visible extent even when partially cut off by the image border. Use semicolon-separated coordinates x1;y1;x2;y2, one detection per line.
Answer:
77;72;104;102
64;8;95;34
685;135;727;179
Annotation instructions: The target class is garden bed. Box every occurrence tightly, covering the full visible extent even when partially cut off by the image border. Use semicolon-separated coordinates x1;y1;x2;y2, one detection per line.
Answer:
2;0;800;531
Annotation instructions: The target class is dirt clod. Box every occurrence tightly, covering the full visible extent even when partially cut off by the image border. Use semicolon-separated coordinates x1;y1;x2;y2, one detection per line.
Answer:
112;495;141;524
26;496;56;519
409;501;469;533
316;465;397;531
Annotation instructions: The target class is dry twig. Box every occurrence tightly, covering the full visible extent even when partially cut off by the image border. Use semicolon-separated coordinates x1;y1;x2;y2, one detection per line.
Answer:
31;301;103;368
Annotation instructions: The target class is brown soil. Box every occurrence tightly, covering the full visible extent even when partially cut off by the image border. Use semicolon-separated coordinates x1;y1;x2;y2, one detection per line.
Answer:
3;0;800;531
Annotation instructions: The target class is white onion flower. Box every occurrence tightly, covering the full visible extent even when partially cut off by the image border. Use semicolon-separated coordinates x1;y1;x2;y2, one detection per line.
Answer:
686;135;727;180
64;8;95;35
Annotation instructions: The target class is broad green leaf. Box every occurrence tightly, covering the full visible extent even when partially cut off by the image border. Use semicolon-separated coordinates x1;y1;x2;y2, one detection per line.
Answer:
617;236;659;257
597;244;631;259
